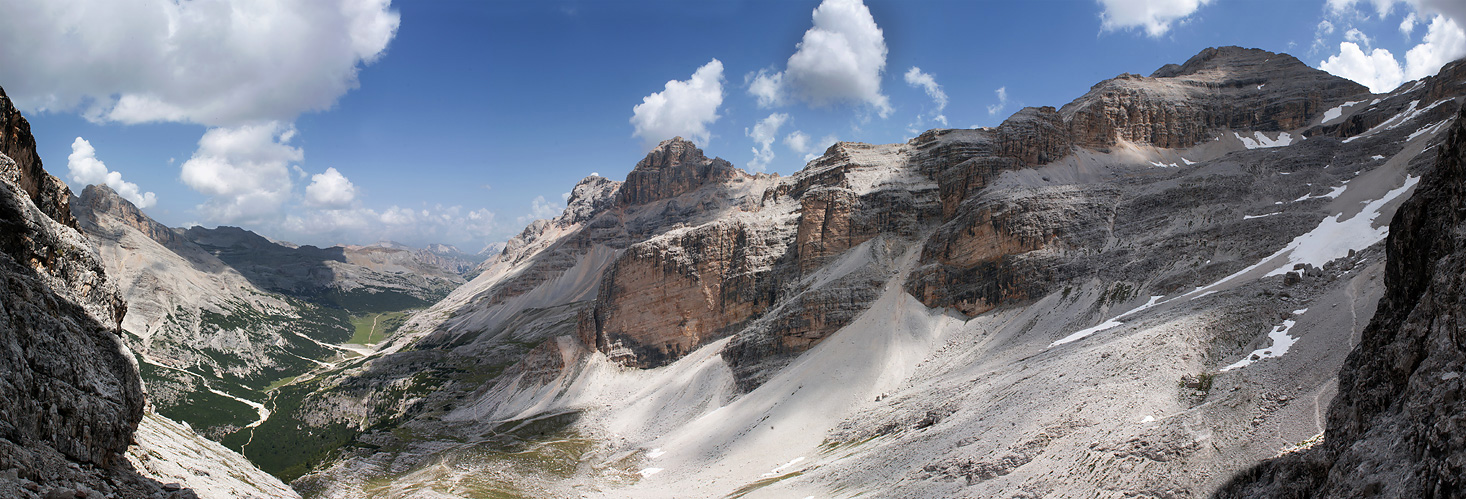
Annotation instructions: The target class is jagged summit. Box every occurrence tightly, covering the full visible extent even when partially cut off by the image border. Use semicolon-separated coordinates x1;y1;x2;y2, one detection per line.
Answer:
619;135;743;206
1150;46;1309;79
1060;45;1369;150
1;85;76;228
75;184;189;249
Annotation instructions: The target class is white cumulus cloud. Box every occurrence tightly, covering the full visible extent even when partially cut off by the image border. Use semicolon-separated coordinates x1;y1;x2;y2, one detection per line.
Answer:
1404;15;1466;80
1318;14;1465;93
748;0;891;117
904;67;948;126
66;137;157;208
746;113;789;172
1098;0;1213;38
180;122;301;224
1402;12;1419;36
305;167;357;208
987;87;1010;116
1345;28;1374;47
0;0;400;127
784;130;812;155
1319;42;1407;92
630;59;725;148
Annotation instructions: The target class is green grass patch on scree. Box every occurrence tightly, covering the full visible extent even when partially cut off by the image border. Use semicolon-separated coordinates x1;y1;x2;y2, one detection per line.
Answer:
347;310;410;345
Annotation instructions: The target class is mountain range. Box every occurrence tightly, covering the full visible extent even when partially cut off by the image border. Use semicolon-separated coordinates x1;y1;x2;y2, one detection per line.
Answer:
2;46;1465;498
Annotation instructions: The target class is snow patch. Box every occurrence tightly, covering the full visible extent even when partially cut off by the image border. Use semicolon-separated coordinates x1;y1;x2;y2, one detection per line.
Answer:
1184;175;1418;298
1321;101;1362;124
1262;176;1418;277
1292;183;1349;203
1344;99;1453;143
1243;212;1280;220
762;457;806;478
1235;131;1295;149
1409;120;1451;142
1050;296;1164;347
1221;309;1309;371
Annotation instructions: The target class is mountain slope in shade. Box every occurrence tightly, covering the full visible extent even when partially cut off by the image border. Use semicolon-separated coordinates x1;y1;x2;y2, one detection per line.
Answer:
275;48;1466;497
74;184;357;439
1;85;194;498
1218;94;1466;499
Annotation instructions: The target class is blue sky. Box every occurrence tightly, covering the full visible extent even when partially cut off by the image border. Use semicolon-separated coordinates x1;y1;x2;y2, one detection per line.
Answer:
2;0;1463;250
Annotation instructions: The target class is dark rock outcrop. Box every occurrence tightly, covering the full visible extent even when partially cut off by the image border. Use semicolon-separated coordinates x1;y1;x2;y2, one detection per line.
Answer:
1066;46;1367;151
1216;102;1466;498
0;86;75;229
75;185;189;249
912;46;1372;316
618;137;743;207
0;87;190;498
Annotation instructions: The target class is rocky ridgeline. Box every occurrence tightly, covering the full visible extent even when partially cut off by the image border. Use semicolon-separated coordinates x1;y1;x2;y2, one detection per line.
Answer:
2;86;299;499
273;47;1466;497
0;87;185;498
0;86;75;229
561;47;1374;372
1218;101;1466;498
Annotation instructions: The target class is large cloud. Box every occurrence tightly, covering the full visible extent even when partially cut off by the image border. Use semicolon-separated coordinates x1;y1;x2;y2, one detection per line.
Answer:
1097;0;1213;38
630;59;725;147
1404;15;1466;80
66;137;157;208
0;0;400;231
749;0;891;117
305;167;358;208
180;123;301;224
1319;42;1408;92
0;0;399;126
1319;14;1465;92
1328;0;1466;25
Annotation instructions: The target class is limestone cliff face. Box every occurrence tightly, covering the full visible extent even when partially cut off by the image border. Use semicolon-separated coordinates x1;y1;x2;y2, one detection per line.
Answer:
581;137;942;370
288;49;1466;497
0;91;192;497
1218;102;1466;499
1065;46;1367;151
618;136;744;207
910;46;1372;316
0;156;139;468
0;87;75;229
588;220;779;367
76;184;190;249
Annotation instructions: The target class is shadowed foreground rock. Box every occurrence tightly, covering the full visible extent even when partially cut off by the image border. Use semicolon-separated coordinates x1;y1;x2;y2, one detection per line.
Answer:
1215;104;1466;498
0;88;196;498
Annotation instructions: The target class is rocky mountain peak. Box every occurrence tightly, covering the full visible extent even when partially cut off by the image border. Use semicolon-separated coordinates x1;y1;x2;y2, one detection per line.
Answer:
1061;45;1368;151
0;85;76;228
562;174;621;225
1150;45;1306;79
75;184;186;249
619;137;742;206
